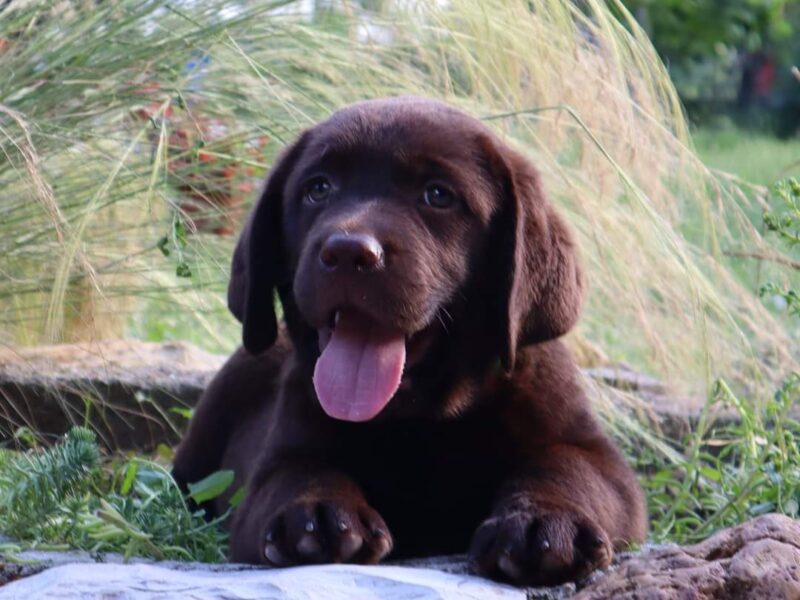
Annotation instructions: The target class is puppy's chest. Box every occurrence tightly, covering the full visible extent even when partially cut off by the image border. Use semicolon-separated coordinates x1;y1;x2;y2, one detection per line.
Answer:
329;416;518;555
336;414;513;472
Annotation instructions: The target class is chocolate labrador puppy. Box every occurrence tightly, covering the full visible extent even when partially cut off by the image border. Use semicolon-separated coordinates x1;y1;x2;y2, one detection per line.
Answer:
173;97;646;585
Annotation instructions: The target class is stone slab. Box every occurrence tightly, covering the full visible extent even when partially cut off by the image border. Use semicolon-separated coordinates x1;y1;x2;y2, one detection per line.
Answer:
0;340;225;450
0;561;533;600
0;341;706;450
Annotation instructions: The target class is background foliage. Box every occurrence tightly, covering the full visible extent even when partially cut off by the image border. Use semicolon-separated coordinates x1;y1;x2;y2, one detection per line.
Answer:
3;0;796;391
620;0;795;62
620;0;800;133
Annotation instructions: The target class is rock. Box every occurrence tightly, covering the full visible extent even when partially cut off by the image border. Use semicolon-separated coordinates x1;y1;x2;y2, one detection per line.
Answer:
0;561;533;600
3;516;798;599
582;363;710;440
0;549;574;600
0;336;762;457
0;340;225;450
582;366;668;394
1;339;703;450
0;562;44;588
574;513;800;599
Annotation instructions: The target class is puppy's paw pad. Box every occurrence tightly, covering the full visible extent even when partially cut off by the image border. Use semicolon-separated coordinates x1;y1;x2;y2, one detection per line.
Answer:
262;499;392;566
469;507;612;586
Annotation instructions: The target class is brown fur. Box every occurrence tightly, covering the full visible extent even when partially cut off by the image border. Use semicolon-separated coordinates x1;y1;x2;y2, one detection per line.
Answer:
173;97;646;586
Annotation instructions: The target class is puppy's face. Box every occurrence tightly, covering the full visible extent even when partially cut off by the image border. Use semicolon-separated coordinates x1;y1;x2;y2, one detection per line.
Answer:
284;104;499;420
229;98;583;422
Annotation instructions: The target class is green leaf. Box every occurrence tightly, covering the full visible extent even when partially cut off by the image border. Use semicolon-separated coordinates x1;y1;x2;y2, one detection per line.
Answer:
748;502;774;516
156;444;174;462
700;466;722;482
784;498;799;517
169;407;194;420
176;262;192;278
120;461;138;495
157;235;170;257
187;470;234;504
13;427;36;447
173;218;188;249
229;486;246;508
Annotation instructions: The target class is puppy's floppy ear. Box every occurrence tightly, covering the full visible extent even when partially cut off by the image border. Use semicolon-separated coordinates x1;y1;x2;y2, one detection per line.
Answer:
482;136;584;371
228;132;310;355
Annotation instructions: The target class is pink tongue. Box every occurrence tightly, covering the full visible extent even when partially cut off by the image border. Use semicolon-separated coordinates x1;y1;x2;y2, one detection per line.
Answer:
313;311;406;422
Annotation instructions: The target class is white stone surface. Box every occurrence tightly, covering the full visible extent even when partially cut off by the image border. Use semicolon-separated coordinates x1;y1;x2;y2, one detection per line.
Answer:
0;562;527;600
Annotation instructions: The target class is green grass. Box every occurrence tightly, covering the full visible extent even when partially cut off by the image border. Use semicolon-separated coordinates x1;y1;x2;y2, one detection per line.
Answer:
693;125;800;186
625;375;800;544
0;428;230;562
630;176;800;543
683;126;800;323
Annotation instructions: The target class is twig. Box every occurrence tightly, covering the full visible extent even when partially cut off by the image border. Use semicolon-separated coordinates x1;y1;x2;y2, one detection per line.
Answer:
723;250;800;270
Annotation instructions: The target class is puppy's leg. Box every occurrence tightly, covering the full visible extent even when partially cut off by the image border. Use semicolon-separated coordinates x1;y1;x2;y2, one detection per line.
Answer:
172;347;283;511
229;461;393;566
470;439;645;586
171;383;232;502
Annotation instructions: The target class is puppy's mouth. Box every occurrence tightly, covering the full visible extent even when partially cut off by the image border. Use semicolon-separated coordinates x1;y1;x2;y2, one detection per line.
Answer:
313;308;432;422
313;309;405;422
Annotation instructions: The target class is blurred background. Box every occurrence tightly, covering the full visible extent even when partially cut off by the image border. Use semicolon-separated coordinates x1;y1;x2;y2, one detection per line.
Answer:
2;0;797;370
623;0;800;179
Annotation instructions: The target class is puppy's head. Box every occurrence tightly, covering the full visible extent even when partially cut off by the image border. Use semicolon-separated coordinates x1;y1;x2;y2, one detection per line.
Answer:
229;97;582;421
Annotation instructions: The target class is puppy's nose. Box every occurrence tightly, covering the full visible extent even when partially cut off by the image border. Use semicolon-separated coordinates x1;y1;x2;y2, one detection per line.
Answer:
319;233;384;271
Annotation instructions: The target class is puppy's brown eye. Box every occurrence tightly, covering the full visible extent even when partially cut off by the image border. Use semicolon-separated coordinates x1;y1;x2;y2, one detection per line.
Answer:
305;177;331;203
423;184;456;209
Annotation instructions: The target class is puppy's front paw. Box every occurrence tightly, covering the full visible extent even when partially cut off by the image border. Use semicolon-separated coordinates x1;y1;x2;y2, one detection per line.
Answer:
470;502;612;586
261;497;393;566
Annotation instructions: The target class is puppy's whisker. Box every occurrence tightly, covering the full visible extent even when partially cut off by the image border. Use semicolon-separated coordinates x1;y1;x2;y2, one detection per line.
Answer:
440;307;454;324
436;310;450;335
